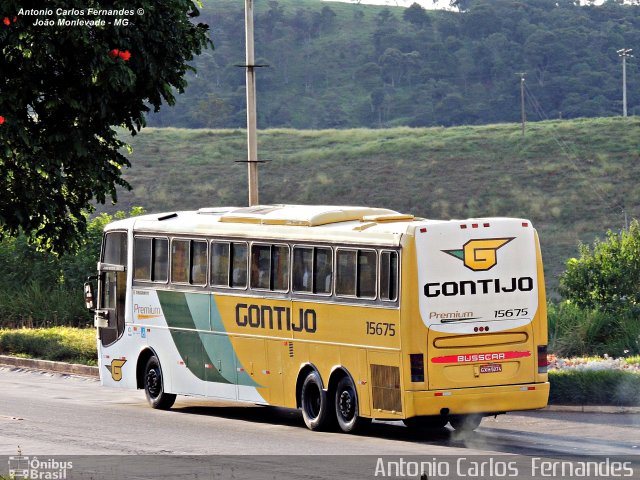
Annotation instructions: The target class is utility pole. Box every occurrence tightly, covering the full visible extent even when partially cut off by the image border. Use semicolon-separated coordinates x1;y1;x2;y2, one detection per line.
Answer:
516;72;526;136
245;0;259;206
617;48;633;117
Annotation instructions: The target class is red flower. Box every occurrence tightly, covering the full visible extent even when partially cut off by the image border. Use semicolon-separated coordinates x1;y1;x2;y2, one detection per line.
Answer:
108;49;120;59
3;17;10;26
13;16;17;23
0;116;5;125
118;50;131;61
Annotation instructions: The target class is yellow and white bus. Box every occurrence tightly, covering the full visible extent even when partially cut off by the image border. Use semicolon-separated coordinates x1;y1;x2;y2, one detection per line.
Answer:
86;204;549;433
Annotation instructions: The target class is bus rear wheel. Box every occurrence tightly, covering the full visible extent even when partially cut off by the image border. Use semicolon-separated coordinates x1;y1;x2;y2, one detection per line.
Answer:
335;376;370;434
449;414;483;432
144;355;176;410
300;370;332;431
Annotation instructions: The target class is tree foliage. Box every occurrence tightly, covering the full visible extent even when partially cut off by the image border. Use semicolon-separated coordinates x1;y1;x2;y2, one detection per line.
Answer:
0;207;145;327
0;1;211;253
559;220;640;312
149;0;639;130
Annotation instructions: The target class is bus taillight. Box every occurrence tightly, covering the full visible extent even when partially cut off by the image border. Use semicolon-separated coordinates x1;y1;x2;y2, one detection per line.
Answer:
410;354;425;382
537;345;549;374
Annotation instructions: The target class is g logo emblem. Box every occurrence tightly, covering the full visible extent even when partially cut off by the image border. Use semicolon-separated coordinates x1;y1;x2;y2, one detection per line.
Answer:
443;238;514;271
105;358;127;381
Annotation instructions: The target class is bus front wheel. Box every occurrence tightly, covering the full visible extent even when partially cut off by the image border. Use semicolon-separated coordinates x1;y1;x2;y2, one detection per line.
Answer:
334;376;371;434
300;371;331;431
144;355;176;410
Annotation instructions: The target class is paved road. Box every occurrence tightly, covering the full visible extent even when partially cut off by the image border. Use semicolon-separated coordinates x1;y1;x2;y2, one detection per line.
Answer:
1;366;639;479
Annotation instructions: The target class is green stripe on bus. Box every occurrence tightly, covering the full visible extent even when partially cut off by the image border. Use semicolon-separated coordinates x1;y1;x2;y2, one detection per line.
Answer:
157;290;229;384
157;290;259;387
210;295;258;387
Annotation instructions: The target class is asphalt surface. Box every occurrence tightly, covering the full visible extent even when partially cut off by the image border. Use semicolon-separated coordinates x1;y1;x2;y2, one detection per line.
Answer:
1;366;639;479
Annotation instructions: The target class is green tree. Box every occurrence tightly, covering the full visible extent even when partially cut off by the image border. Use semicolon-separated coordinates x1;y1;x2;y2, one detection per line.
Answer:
379;48;405;87
403;3;430;28
559;220;640;312
190;94;231;129
0;207;144;327
0;1;211;254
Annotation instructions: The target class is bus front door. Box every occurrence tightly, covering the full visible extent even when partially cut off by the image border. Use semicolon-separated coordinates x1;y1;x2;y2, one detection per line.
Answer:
95;231;128;347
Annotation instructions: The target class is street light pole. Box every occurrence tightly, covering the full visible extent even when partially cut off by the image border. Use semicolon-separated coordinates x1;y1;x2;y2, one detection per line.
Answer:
617;48;633;118
516;72;526;136
245;0;259;206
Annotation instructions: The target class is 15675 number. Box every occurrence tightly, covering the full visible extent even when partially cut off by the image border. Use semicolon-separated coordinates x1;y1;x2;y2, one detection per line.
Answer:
494;308;529;318
366;321;396;336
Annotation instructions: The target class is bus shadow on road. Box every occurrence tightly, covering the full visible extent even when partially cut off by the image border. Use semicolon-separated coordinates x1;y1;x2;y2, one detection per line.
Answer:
169;401;471;445
171;402;307;429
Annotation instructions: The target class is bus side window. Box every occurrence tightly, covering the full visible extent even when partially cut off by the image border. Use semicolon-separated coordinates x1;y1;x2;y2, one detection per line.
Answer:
336;249;357;296
251;245;271;290
293;247;313;292
314;247;332;294
134;237;152;281
272;245;290;291
380;251;398;301
152;238;169;282
171;239;190;284
191;240;208;285
336;249;377;299
358;250;377;298
211;242;230;286
211;241;248;289
230;242;248;288
251;244;289;292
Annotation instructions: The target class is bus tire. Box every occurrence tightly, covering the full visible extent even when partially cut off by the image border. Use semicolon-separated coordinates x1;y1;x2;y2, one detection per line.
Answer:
300;370;331;431
334;376;370;434
144;355;176;410
403;415;449;431
449;414;483;432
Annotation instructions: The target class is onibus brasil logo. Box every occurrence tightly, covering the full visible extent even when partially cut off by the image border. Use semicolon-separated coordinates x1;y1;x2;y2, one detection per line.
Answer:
8;446;72;479
443;238;514;272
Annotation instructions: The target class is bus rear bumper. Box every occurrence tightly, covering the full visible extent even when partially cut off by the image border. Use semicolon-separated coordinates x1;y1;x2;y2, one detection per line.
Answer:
405;382;550;418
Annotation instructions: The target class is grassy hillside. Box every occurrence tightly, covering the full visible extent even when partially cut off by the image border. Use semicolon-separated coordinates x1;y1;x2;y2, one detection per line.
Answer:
105;117;640;294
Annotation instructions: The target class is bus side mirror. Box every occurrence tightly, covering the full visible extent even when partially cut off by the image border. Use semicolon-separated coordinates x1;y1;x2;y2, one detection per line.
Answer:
84;279;96;311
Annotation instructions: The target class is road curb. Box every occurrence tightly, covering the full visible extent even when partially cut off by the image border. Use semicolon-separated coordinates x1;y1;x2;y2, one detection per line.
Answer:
544;404;640;413
0;354;99;378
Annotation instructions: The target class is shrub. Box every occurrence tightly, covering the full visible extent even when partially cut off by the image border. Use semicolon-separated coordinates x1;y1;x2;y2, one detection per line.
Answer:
549;302;640;357
549;370;640;406
559;220;640;312
0;327;97;365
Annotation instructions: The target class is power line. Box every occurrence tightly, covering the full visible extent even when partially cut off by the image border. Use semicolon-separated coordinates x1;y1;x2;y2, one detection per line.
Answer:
522;82;626;221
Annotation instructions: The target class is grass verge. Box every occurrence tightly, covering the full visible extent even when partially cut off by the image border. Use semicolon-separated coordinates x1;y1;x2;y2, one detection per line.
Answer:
0;327;97;366
548;370;640;406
